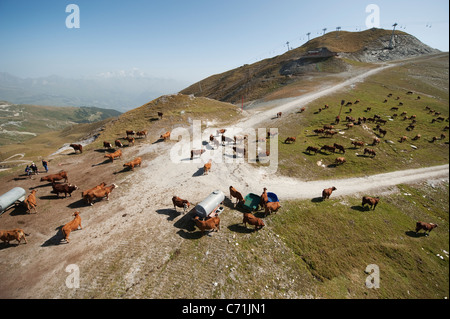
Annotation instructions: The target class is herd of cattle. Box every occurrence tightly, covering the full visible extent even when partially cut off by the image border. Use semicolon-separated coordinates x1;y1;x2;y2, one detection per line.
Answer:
1;98;444;246
292;91;449;166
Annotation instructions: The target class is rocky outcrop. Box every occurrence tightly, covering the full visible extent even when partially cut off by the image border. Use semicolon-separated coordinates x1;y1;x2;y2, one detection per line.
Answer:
340;33;440;63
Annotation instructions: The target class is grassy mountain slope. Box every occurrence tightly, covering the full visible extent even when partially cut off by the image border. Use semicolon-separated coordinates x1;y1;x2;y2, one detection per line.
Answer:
180;28;438;105
0;101;121;145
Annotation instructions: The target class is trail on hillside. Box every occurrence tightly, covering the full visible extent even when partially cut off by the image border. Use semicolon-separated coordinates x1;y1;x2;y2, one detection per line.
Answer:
135;62;448;204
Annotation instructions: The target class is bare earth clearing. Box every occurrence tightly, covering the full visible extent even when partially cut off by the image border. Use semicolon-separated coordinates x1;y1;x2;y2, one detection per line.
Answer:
0;62;448;299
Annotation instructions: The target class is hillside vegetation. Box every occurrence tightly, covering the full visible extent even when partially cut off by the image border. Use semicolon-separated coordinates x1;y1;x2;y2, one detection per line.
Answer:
259;53;449;181
181;28;438;104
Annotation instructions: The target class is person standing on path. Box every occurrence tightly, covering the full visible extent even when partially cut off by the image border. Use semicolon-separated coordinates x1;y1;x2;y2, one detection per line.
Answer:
42;159;48;173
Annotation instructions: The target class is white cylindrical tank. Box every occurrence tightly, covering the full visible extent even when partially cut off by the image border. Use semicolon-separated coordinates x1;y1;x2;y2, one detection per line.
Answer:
194;190;225;219
0;187;26;215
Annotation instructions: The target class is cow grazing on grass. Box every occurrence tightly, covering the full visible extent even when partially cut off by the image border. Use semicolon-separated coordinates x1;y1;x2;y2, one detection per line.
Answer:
40;171;68;183
70;144;83;154
335;157;346;165
324;130;338;137
415;221;438;235
229;186;245;205
123;157;142;171
399;136;408;143
299;107;306;113
157;112;163;119
264;201;281;217
284;137;296;144
115;140;123;148
61;212;82;243
412;134;421;141
243;212;265;230
323;125;334;130
126;130;135;137
320;145;335;153
0;229;29;245
322;187;336;200
160;131;170;141
83;184;118;205
306;146;319;154
51;183;78;198
103;141;113;149
351;141;364;148
193;216;220;234
22;190;38;214
190;149;205;160
364;148;376;157
333;143;345;153
372;137;381;145
172;196;190;213
104;149;122;162
313;128;325;135
362;196;380;210
378;128;387;137
203;159;212;175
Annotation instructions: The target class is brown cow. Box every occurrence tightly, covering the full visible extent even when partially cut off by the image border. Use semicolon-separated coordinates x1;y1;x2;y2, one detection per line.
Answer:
157;112;163;119
276;112;282;118
125;137;135;146
362;196;380;210
322;187;336;200
378;128;387;137
264;201;281;217
51;182;78;198
0;229;29;245
81;182;106;199
160;131;170;141
259;187;269;209
399;136;407;143
103;141;113;149
415;221;438;234
190;149;205;160
84;184;118;205
136;130;148;138
24;190;37;214
323;125;334;130
104;149;122;162
229;186;245;205
412;134;421;141
126;130;135;137
203;159;212;175
324;130;338;137
115;140;123;148
70;144;83;154
193;216;220;234
123;157;142;171
333;143;345;154
351;141;364;148
284;137;296;144
61;212;82;243
40;171;68;183
243;212;265;230
306;146;319;154
335;157;346;165
172;196;190;213
364;148;376;157
320;145;335;153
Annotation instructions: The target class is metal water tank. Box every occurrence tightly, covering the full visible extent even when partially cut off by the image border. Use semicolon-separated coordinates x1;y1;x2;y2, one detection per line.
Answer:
194;190;225;219
0;187;26;215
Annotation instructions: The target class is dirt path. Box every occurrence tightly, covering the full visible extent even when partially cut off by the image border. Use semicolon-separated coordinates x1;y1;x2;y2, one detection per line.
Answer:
0;63;448;299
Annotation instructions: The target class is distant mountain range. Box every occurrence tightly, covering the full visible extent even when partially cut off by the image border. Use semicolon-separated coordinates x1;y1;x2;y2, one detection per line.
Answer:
0;70;189;112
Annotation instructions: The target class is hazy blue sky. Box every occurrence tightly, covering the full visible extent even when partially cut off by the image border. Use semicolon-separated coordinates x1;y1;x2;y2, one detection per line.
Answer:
0;0;448;83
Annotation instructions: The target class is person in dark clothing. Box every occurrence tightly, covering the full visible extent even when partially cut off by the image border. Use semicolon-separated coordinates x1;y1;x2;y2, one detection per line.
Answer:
42;160;48;173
